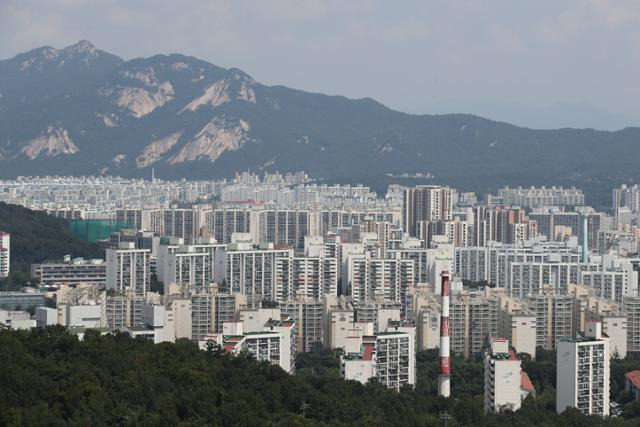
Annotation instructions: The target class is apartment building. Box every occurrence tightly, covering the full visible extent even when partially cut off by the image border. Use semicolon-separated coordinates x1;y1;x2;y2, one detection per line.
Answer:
279;297;324;352
105;243;151;329
525;289;574;350
0;232;9;278
557;322;610;416
205;209;251;244
347;253;415;308
274;256;338;301
341;329;416;391
402;185;453;237
222;244;294;301
484;338;524;413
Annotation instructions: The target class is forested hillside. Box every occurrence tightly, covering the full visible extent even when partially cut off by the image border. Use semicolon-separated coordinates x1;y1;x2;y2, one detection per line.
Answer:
0;202;102;289
2;328;640;426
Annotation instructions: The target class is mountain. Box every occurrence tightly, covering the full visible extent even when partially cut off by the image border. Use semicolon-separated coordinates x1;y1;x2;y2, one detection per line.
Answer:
414;100;640;131
1;41;639;206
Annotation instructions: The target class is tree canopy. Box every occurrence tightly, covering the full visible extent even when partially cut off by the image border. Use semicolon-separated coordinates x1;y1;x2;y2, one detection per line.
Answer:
1;328;639;426
0;202;102;290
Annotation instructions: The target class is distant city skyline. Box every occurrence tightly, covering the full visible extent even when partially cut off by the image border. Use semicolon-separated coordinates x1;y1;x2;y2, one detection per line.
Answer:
2;0;640;130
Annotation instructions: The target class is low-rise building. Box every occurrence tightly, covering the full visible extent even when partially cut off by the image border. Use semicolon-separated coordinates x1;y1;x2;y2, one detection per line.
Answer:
31;257;106;287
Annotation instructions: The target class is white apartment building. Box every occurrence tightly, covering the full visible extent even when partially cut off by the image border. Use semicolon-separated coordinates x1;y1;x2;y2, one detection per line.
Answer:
106;243;151;296
217;318;296;373
0;232;9;278
341;328;416;391
106;243;151;330
279;297;324;353
115;208;152;231
484;338;523;413
258;209;310;249
105;290;144;330
525;289;574;350
376;330;415;390
455;240;584;289
499;186;584;208
388;248;430;284
205;209;251;244
509;260;584;298
160;247;212;294
449;291;499;357
192;292;216;342
221;243;294;301
160;209;202;244
557;321;610;416
581;269;629;304
275;256;338;301
347;253;415;307
624;296;640;352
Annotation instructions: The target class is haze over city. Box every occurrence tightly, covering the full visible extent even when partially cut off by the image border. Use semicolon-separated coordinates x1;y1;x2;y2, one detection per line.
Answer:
2;0;640;129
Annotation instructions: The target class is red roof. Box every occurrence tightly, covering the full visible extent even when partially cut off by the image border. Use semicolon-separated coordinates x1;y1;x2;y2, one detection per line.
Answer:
625;370;640;389
362;343;375;361
520;372;535;393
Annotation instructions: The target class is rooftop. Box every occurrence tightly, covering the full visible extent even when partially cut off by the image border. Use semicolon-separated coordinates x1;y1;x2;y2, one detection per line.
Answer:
625;370;640;389
521;372;535;393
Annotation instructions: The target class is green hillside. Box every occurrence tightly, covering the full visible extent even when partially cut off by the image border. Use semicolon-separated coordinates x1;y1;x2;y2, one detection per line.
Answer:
0;202;103;289
1;328;640;426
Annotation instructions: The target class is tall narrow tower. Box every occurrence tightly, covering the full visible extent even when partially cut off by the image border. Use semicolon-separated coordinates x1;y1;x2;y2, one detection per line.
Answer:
582;215;589;263
438;271;451;397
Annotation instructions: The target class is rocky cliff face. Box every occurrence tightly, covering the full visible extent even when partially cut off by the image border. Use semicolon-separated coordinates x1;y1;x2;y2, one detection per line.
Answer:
19;127;79;159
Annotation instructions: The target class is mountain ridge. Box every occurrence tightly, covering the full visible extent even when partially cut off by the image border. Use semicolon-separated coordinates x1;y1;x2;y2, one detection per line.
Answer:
1;40;639;206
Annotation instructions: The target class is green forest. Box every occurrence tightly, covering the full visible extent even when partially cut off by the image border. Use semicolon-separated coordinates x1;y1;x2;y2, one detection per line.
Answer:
2;327;640;426
0;202;103;290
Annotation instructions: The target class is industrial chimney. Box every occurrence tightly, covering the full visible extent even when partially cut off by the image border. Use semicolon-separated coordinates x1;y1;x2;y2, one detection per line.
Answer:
582;215;589;263
438;271;451;397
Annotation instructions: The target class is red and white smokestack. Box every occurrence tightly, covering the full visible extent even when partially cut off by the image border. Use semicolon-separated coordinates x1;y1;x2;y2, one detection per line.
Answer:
438;271;451;397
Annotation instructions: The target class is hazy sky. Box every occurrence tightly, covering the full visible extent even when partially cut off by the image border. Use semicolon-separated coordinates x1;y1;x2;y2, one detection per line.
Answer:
1;0;639;128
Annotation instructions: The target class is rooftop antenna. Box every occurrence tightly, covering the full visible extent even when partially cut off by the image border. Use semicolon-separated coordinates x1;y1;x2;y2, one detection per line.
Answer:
151;167;155;183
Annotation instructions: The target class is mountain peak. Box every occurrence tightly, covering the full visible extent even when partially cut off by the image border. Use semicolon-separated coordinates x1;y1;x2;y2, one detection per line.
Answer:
63;40;99;56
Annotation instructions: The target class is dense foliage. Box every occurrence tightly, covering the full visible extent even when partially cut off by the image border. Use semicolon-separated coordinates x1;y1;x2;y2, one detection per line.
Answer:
0;202;103;290
2;328;640;426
